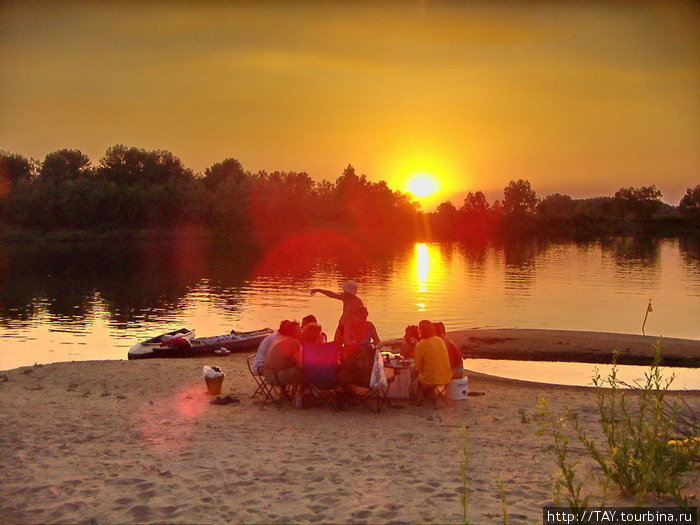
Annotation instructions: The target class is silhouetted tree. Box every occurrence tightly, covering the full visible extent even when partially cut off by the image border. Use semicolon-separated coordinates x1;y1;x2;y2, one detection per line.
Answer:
537;193;575;218
39;149;91;182
679;184;700;220
461;191;489;214
503;179;538;218
0;151;34;187
96;145;193;186
203;158;247;189
614;185;663;221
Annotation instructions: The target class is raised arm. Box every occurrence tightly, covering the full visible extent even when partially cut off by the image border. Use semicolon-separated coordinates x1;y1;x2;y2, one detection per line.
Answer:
309;288;343;300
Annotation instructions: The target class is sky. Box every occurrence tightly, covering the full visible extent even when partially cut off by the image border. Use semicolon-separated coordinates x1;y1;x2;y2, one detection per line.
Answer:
1;1;698;209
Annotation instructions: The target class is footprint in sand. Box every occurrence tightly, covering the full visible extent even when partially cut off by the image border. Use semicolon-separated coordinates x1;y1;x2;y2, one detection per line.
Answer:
129;505;151;520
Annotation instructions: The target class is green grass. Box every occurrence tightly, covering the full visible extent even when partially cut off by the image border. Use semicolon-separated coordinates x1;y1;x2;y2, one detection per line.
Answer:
538;341;699;508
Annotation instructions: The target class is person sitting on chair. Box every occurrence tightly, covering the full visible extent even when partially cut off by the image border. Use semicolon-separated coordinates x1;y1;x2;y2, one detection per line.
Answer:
413;320;452;396
302;315;327;343
338;307;379;387
263;321;304;388
400;325;420;359
301;322;325;345
252;320;289;375
434;321;465;379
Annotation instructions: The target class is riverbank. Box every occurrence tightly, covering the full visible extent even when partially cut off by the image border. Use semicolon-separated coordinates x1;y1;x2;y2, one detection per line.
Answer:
449;329;700;367
1;353;698;524
380;329;700;367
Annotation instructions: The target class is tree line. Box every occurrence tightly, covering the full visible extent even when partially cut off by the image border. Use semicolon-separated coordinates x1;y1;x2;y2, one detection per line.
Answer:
1;146;698;240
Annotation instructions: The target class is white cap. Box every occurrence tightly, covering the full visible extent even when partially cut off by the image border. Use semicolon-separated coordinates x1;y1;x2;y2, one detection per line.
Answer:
342;280;358;295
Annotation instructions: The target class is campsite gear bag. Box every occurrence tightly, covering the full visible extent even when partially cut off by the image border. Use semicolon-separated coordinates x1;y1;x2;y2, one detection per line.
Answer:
203;366;225;395
369;348;388;390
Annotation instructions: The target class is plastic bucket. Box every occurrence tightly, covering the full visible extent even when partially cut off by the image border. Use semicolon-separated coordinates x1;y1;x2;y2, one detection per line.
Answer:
448;377;468;400
205;375;224;395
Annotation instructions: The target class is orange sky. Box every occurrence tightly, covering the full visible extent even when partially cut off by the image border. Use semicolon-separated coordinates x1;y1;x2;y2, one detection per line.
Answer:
1;1;698;208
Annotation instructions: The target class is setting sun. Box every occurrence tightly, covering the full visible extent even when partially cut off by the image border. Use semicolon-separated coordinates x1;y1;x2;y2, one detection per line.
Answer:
405;173;439;198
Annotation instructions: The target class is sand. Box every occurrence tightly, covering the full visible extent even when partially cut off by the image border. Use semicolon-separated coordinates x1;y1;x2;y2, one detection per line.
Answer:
1;332;698;524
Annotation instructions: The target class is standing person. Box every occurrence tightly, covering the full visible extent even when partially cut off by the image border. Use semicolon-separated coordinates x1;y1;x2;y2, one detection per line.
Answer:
309;280;364;344
413;320;452;393
343;306;380;349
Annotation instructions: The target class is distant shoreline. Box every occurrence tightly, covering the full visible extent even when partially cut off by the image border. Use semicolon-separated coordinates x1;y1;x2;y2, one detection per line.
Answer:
383;328;700;368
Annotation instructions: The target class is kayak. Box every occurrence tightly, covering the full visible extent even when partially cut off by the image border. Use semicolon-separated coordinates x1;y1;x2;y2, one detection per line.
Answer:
128;327;273;359
127;328;196;359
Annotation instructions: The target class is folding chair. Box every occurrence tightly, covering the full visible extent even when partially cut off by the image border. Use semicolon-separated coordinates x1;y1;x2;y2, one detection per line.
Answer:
417;382;450;408
246;354;269;399
246;354;291;407
339;345;385;413
302;341;344;410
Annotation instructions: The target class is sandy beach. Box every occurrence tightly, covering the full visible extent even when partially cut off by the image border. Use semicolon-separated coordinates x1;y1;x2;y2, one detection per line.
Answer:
1;331;698;524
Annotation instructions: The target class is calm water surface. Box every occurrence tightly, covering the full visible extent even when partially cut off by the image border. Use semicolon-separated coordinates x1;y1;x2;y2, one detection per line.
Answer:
1;235;698;386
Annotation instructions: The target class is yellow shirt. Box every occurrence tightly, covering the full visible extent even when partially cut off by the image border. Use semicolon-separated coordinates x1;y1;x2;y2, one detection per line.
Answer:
414;336;452;386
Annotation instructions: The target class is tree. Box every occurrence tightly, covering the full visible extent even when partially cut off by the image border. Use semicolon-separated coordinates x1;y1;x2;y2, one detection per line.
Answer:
679;184;700;219
0;151;34;186
461;191;489;215
503;179;538;217
96;145;193;186
614;185;663;221
537;193;575;218
203;158;247;189
39;149;91;182
0;152;34;206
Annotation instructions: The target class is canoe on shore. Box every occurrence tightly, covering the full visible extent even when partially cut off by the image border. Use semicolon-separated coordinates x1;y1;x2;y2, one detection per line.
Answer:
128;328;272;360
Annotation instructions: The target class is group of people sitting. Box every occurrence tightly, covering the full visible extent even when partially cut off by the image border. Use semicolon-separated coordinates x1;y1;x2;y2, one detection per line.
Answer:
250;280;465;403
251;304;381;393
401;321;466;381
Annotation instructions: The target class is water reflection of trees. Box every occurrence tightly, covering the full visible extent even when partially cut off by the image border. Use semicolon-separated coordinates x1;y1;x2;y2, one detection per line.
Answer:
679;236;700;266
0;241;202;326
0;233;407;326
500;238;544;297
601;237;661;268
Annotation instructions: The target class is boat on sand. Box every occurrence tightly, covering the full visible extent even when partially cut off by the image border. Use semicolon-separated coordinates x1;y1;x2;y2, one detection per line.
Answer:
128;328;272;359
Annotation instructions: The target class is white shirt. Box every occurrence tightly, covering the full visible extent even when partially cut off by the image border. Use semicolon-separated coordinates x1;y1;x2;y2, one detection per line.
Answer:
253;331;281;374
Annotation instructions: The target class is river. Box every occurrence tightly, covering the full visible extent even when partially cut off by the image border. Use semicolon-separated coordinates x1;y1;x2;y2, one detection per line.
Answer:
1;234;698;386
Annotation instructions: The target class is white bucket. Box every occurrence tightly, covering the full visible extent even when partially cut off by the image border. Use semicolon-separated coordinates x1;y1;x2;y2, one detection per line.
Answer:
448;377;468;400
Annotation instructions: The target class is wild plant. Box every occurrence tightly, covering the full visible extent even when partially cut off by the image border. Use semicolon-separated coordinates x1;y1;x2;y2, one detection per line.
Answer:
539;341;699;508
568;344;698;505
460;426;471;525
536;397;590;513
498;475;510;525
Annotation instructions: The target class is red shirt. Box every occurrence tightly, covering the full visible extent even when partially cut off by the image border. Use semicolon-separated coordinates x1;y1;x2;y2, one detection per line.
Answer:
445;338;463;369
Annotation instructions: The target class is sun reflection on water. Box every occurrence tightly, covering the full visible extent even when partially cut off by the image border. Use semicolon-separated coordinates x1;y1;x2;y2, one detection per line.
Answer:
412;243;445;313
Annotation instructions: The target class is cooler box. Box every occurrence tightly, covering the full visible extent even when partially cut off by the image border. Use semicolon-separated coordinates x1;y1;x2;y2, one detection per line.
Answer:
448;377;468;400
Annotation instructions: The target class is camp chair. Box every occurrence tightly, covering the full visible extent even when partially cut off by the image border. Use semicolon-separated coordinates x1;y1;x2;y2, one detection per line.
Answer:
339;345;385;413
246;354;292;407
246;354;270;399
301;341;344;410
416;382;450;408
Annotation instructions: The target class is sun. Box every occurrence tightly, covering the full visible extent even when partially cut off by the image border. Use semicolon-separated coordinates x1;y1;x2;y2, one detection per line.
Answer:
405;173;439;198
